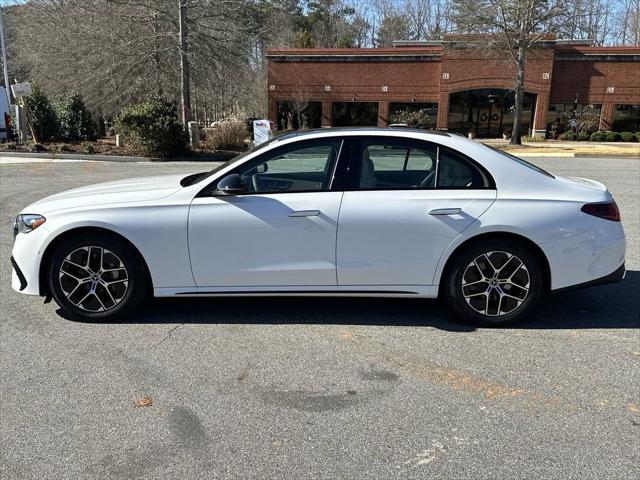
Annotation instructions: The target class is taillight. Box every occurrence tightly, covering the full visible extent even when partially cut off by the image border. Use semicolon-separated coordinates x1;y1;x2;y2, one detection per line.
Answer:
581;201;620;221
4;112;10;129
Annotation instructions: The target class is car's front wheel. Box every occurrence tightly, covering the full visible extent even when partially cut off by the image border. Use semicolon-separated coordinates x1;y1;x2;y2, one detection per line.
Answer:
444;239;544;326
47;233;147;321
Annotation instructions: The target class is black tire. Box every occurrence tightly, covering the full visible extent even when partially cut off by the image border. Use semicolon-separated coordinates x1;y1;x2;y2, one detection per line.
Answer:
444;239;544;327
48;233;147;321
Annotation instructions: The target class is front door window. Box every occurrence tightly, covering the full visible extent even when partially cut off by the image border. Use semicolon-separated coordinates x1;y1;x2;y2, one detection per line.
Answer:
225;139;342;194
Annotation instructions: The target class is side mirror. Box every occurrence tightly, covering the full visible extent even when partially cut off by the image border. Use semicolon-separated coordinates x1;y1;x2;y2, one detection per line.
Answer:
215;174;244;195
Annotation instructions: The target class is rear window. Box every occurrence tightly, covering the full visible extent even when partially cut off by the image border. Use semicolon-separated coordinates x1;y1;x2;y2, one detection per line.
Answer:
486;145;555;178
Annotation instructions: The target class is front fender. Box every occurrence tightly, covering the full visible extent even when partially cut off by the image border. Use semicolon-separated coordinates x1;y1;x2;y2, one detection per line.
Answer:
13;204;195;296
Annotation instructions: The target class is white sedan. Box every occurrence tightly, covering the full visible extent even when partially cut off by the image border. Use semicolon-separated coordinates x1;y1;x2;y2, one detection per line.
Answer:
11;129;626;326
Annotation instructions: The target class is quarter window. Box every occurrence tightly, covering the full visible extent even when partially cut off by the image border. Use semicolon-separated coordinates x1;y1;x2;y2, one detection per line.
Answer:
437;148;488;188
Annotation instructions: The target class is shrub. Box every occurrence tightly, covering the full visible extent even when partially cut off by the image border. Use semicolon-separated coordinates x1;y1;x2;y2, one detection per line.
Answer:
54;92;96;141
590;131;607;142
577;131;591;141
574;111;600;134
605;131;621;142
23;85;58;142
56;144;74;153
619;131;636;142
81;142;95;154
636;131;640;142
28;142;46;153
389;109;432;129
115;95;188;157
204;121;247;151
522;135;545;143
558;131;577;141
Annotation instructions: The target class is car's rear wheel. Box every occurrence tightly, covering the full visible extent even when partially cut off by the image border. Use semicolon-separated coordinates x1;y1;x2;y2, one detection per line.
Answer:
48;234;146;321
444;239;544;326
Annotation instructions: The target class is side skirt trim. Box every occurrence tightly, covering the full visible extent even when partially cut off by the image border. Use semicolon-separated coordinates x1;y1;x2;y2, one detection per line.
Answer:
175;290;418;296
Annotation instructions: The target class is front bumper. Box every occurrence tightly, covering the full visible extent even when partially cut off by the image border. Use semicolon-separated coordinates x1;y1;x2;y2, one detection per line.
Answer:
10;256;28;291
11;225;52;296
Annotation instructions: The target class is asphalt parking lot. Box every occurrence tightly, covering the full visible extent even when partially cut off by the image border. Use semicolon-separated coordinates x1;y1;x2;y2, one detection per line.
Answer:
1;157;639;479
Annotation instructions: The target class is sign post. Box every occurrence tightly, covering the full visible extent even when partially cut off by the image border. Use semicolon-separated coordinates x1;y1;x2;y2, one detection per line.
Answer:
10;82;33;99
252;119;273;145
11;81;36;143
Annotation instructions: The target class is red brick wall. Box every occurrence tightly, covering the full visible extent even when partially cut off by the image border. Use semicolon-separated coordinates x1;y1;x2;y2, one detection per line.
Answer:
440;47;554;95
267;60;441;103
550;60;640;105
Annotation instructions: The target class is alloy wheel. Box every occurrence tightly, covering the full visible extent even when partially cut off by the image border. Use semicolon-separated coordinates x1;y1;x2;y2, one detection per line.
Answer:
58;246;129;312
461;251;530;317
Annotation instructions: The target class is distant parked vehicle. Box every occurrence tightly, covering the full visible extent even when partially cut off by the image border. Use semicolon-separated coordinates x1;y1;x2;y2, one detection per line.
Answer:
0;86;12;141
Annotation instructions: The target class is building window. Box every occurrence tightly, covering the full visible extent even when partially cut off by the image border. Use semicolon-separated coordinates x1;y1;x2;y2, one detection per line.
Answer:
612;104;640;132
389;103;438;129
546;104;602;138
332;102;378;127
277;101;322;131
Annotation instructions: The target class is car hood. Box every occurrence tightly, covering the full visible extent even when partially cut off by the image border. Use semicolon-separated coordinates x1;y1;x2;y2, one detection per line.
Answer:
23;174;187;214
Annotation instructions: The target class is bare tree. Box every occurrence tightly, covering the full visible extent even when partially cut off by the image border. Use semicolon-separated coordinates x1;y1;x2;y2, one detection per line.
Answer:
616;0;640;44
8;1;261;118
452;0;564;144
557;0;614;45
404;0;455;40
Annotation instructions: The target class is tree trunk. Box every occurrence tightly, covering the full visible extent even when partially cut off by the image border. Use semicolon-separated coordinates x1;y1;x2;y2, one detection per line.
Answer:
178;1;191;126
510;44;527;145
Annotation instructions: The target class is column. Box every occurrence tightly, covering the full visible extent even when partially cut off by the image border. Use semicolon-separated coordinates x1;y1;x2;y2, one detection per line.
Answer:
532;92;550;138
268;98;278;128
321;100;332;127
436;92;449;130
599;103;614;131
378;101;389;127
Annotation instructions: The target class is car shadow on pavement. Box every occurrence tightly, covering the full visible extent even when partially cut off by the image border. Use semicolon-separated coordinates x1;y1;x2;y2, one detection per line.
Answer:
59;271;639;331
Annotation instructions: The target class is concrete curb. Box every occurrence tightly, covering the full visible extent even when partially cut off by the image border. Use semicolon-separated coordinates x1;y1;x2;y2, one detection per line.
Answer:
0;151;235;163
507;152;640;158
0;152;148;162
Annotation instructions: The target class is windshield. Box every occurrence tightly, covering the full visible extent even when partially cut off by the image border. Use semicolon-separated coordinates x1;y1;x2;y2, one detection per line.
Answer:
181;136;282;186
485;144;555;178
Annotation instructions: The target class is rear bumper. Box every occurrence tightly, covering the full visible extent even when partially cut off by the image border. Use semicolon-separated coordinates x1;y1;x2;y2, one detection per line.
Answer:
541;216;626;291
552;263;625;293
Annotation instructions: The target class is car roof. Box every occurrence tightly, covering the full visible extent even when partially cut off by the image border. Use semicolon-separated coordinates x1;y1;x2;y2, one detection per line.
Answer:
275;127;453;142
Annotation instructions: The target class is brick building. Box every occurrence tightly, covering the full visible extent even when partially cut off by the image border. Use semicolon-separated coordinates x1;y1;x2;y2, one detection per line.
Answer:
266;37;640;138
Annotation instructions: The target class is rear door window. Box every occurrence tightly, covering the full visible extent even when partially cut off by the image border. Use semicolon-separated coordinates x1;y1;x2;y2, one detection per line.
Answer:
355;139;438;189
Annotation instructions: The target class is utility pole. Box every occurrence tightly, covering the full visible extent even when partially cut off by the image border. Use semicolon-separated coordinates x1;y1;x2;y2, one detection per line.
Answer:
178;0;191;126
0;5;12;107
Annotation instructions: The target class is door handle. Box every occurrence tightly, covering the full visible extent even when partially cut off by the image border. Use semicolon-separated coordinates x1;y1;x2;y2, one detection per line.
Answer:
429;208;462;216
289;210;321;217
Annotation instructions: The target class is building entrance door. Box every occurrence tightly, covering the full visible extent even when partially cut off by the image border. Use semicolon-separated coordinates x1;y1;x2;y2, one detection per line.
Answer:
448;89;536;138
476;95;504;137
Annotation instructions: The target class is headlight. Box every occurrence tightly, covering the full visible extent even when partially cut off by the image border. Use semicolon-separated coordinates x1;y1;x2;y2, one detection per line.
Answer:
13;214;46;239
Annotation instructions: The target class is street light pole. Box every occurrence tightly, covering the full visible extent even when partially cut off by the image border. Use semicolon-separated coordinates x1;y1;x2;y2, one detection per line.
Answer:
0;5;12;107
178;0;191;126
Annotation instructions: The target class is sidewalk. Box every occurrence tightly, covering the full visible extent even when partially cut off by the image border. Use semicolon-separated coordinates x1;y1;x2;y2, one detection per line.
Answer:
481;139;640;158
